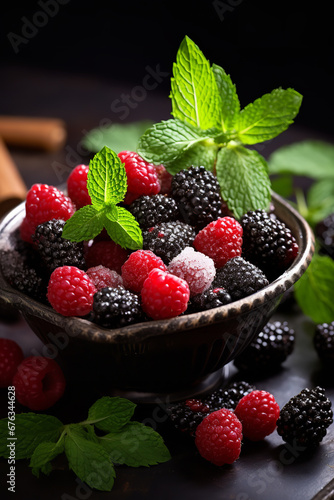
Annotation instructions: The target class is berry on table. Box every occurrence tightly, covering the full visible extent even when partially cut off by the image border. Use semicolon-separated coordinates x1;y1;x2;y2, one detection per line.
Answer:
118;150;160;204
0;338;24;387
84;240;129;274
121;249;166;293
13;356;66;410
86;265;123;290
93;286;142;328
67;164;91;209
314;322;334;367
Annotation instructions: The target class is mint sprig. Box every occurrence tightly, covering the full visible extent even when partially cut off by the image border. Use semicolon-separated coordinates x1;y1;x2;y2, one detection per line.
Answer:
137;35;302;218
0;396;171;492
62;146;143;249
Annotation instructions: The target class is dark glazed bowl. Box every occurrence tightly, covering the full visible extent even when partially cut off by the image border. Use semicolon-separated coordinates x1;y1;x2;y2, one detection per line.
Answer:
0;192;314;401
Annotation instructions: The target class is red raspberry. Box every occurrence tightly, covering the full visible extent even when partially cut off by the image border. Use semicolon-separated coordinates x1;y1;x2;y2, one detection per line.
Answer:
121;249;167;293
86;265;123;290
141;268;190;320
118;150;160;204
0;339;24;387
84;240;129;274
154;164;172;195
67;164;91;209
13;356;66;410
194;216;243;268
234;390;280;441
25;183;75;231
20;216;36;244
47;266;97;316
195;408;243;466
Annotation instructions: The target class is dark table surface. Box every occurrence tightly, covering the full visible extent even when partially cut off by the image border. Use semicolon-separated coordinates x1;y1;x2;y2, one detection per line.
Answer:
0;64;334;500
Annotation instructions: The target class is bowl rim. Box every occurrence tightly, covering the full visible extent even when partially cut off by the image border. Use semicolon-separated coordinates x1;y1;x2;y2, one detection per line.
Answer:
0;191;315;344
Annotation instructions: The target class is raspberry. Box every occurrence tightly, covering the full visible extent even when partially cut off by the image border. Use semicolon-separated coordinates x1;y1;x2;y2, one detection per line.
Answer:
314;322;334;367
47;266;97;316
168;247;216;296
20;216;36;244
193;217;243;268
141;268;190;320
129;194;180;230
67;164;91;209
118;151;160;204
13;356;66;410
86;265;123;290
154;164;172;195
195;409;243;466
188;287;232;313
0;339;24;387
121;249;166;293
25;184;75;231
84;240;129;274
235;390;280;441
93;286;143;328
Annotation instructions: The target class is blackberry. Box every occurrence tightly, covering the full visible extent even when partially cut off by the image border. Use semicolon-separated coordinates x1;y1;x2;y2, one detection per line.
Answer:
277;386;333;449
315;213;334;258
33;219;85;272
314;322;334;367
188;287;232;313
170;166;223;229
240;209;299;280
128;194;180;229
93;286;142;328
203;381;256;412
212;257;269;301
234;321;295;373
142;221;196;264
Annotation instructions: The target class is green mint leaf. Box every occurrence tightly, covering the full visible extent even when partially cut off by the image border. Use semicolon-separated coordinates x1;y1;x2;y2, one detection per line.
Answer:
99;421;171;467
166;141;218;174
270;174;294;199
65;425;115;492
82;120;154;153
306;179;334;225
269;140;334;179
215;145;271;219
294;254;334;323
29;438;65;476
0;413;63;459
88;146;127;208
104;207;143;250
62;205;106;242
235;88;302;145
85;396;136;433
212;63;240;132
170;36;222;130
31;461;53;478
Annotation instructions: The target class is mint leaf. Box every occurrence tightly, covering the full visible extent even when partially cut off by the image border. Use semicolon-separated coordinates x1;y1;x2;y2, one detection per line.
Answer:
65;425;115;492
29;439;64;476
216;145;271;219
294;254;334;323
235;88;302;145
85;396;136;433
0;414;63;459
306;179;334;225
104;207;143;250
270;174;294;199
212;63;240;132
99;421;171;467
82;120;154;153
62;205;106;242
88;146;127;208
166;141;218;174
170;36;222;130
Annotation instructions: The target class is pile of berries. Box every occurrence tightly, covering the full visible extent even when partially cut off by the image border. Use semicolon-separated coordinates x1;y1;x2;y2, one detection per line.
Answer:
1;153;300;327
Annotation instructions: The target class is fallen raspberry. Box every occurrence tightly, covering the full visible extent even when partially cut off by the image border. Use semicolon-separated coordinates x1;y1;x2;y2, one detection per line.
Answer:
0;338;24;387
67;164;91;209
86;265;123;290
118;150;160;204
84;240;129;274
13;356;66;410
121;249;167;293
195;408;243;466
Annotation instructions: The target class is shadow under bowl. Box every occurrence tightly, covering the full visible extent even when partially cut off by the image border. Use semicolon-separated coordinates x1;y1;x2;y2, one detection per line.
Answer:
0;192;314;401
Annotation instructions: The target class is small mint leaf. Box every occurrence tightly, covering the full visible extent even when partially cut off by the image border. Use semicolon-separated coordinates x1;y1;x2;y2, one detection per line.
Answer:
29;439;64;475
62;205;106;242
88;146;127;208
212;63;240;132
85;397;136;433
104;207;143;250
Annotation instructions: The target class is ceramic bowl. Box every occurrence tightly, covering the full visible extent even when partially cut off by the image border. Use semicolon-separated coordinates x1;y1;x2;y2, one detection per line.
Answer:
0;192;314;401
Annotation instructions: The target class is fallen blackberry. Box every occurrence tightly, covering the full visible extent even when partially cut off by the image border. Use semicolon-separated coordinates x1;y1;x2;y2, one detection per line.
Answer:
314;322;334;367
33;219;85;272
277;386;333;449
212;257;269;301
240;210;299;280
142;221;196;264
315;213;334;258
93;286;142;328
128;194;180;229
188;287;232;313
234;321;295;373
170;166;223;229
203;381;256;412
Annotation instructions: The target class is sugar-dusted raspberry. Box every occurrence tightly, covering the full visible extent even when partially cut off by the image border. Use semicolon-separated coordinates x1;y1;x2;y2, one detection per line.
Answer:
141;268;190;320
84;240;129;274
0;338;24;387
168;247;215;296
47;266;97;316
13;356;66;410
195;408;243;466
121;249;166;293
235;390;280;441
194;217;243;268
154;164;172;195
67;164;91;209
86;265;123;290
25;184;75;230
118;150;160;204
